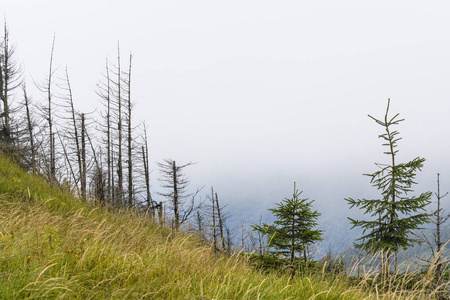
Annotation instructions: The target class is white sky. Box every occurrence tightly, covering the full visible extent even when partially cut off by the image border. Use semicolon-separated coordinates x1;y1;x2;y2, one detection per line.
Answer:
3;1;450;218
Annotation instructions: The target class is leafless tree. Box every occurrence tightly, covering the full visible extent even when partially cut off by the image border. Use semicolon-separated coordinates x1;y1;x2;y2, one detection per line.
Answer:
194;209;206;239
96;58;113;204
115;45;124;203
251;215;267;255
22;84;36;173
0;22;22;142
225;226;234;253
0;22;23;152
96;47;125;205
419;173;449;300
96;48;126;206
86;127;105;205
141;124;154;210
57;67;84;198
208;187;218;250
36;35;58;181
157;159;202;232
96;49;142;208
237;222;253;253
80;113;87;201
125;54;133;207
57;130;78;192
215;191;228;251
201;187;229;251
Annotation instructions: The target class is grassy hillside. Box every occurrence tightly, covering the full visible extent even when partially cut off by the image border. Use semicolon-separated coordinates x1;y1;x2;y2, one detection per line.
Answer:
0;155;367;299
0;154;445;299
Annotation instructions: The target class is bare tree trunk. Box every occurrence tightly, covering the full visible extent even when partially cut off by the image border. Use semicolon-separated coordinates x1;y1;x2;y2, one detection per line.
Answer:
105;59;112;204
255;215;264;255
57;132;78;192
215;192;225;251
48;36;56;180
63;68;82;196
95;58;113;204
127;54;133;207
226;227;233;253
111;145;115;205
173;160;179;232
211;187;217;250
52;133;56;178
158;202;163;225
142;142;152;210
196;210;204;237
116;45;123;204
86;128;103;204
81;113;86;202
0;24;10;139
22;84;35;174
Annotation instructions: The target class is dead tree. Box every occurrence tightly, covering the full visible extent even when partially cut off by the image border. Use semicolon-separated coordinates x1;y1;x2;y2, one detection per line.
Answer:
251;215;267;255
57;67;84;198
126;54;133;207
420;173;450;300
97;48;126;206
215;192;227;251
141;124;153;211
194;210;206;240
74;111;95;202
20;85;46;175
201;187;229;251
85;128;105;205
36;36;57;181
22;84;36;174
57;131;78;192
238;222;251;252
115;45;123;203
47;37;56;179
0;22;23;151
210;187;217;250
56;67;94;201
81;113;87;201
96;58;113;204
225;227;234;253
157;159;202;232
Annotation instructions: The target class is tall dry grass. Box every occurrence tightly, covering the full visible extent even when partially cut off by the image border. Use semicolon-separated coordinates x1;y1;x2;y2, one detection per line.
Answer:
0;195;370;299
0;154;448;299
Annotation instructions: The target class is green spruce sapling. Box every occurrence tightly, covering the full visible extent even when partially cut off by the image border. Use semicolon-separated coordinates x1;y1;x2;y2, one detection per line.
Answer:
346;99;431;275
253;183;323;265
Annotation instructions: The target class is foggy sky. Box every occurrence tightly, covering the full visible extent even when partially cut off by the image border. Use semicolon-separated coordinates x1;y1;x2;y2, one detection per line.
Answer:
3;1;450;230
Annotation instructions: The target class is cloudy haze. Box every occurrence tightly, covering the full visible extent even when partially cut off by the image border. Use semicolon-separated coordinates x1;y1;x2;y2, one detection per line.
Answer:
3;1;450;248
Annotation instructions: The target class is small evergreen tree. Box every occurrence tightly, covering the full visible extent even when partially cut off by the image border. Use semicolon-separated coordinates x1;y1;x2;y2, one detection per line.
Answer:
253;183;323;265
346;99;431;275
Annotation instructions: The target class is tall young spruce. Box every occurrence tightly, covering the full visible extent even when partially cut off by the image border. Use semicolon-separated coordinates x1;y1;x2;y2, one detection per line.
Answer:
346;99;431;275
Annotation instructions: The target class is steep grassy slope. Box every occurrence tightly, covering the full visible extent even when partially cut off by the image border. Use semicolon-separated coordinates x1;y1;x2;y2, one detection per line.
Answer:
0;154;369;299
